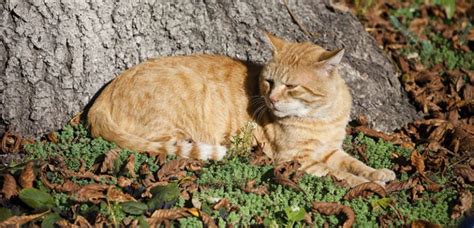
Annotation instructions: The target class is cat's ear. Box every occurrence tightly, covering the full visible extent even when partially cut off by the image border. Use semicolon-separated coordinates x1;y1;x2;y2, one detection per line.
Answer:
320;49;344;66
317;49;345;74
264;31;285;53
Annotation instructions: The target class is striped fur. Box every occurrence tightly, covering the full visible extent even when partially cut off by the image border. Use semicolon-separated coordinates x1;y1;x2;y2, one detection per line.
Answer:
87;33;396;186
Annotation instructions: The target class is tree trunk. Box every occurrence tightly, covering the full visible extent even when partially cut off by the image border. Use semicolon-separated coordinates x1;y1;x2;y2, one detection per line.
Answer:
0;0;419;137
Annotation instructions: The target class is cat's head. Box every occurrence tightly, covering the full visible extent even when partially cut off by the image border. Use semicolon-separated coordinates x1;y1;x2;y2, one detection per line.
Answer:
260;32;345;119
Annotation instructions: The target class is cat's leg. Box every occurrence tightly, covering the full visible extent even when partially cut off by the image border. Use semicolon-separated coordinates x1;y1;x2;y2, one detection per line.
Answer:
324;149;396;183
300;159;371;187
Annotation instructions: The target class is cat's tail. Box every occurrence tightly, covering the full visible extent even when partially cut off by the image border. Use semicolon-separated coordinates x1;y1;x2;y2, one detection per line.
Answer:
87;109;227;160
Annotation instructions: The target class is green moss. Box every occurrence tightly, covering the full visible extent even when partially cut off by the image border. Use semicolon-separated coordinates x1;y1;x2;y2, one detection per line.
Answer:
396;189;457;225
19;124;463;226
24;124;115;171
389;2;473;71
350;133;411;169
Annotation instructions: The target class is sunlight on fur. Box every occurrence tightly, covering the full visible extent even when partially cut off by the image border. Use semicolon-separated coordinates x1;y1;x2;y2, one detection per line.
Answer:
87;32;396;186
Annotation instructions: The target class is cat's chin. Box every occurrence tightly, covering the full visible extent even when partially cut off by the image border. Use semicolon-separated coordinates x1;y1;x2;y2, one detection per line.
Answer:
271;110;287;118
271;110;308;119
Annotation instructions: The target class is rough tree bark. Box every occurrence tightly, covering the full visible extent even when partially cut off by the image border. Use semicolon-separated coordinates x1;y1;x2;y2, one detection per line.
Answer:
0;0;419;137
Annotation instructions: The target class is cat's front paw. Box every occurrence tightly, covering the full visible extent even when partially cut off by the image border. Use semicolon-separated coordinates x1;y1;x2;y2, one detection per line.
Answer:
368;168;396;182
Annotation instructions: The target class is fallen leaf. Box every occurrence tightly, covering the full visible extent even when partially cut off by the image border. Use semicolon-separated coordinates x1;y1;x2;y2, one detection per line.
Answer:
126;153;136;178
273;161;305;192
74;215;93;227
38;165;80;193
156;159;203;182
69;112;82;127
74;184;109;203
0;210;49;227
107;186;136;202
147;208;216;228
386;178;417;193
312;202;355;228
19;161;35;189
117;176;134;188
399;56;410;73
451;190;473;219
213;198;239;212
250;142;273;166
455;165;474;183
241;179;269;195
100;148;121;174
1;132;23;153
411;220;442;228
411;150;426;176
46;132;58;143
343;182;387;200
1;174;18;199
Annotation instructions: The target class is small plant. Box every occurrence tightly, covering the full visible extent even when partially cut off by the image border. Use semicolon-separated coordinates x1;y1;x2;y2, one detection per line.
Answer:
228;122;256;158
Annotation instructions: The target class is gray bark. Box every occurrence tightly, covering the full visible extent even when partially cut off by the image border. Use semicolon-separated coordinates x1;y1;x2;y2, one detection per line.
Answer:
0;0;419;137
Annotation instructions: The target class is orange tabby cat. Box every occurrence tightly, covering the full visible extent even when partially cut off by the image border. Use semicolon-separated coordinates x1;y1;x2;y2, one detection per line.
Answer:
87;33;396;186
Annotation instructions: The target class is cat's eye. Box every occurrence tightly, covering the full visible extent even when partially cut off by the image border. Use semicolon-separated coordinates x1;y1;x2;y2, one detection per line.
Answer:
265;79;274;86
285;84;297;89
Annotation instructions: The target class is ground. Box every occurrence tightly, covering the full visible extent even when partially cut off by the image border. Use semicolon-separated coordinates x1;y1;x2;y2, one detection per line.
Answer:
0;0;473;227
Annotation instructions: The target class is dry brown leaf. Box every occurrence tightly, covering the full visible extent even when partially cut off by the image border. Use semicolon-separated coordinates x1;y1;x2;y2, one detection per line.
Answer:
74;184;109;203
242;179;269;195
451;190;473;219
411;220;442;228
46;132;58;143
386;178;417;193
125;153;136;178
74;215;93;227
39;165;80;192
1;132;23;153
56;219;74;228
117;176;133;188
156;159;203;181
148;208;216;228
354;126;394;142
412;184;425;201
212;198;239;213
312;202;355;228
139;163;151;176
1;174;18;199
107;186;136;202
304;212;313;225
273;161;305;192
411;150;426;175
408;18;429;38
343;182;387;200
0;210;49;226
455;165;474;183
19;161;35;189
398;56;410;73
250;142;273;166
451;125;474;153
61;168;116;184
69;112;82;127
100;148;120;173
213;198;231;211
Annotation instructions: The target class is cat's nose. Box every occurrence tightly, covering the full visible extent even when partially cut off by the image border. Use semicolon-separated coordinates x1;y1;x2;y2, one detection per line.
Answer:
269;96;278;104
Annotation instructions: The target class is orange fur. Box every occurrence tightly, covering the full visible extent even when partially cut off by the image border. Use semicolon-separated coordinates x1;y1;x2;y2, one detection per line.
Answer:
87;33;396;186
